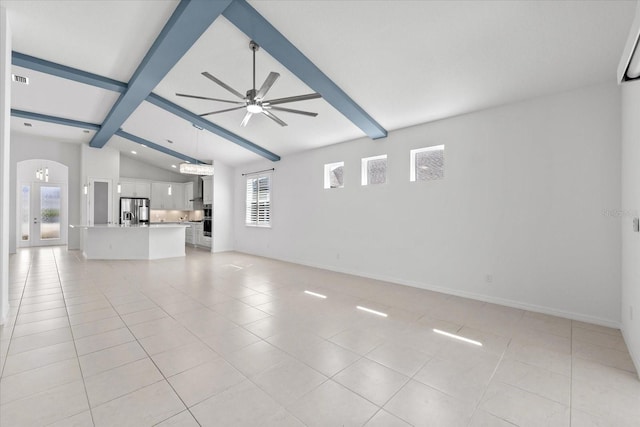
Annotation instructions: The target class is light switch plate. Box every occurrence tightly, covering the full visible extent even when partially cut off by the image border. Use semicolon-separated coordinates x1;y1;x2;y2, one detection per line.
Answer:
634;217;639;233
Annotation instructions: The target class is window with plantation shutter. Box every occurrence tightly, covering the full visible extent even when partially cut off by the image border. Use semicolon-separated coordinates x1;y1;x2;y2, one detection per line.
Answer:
245;174;271;227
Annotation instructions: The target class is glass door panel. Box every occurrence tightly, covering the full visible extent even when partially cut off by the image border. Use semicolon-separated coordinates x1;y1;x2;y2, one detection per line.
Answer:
40;186;61;240
20;185;30;242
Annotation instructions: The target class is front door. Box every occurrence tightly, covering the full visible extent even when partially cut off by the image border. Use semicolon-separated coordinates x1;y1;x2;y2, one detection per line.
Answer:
19;182;67;247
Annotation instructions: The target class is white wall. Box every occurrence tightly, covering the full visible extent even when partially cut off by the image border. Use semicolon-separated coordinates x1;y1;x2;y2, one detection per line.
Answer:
80;144;119;226
9;133;82;252
0;6;11;324
119;155;195;183
213;160;234;253
234;82;622;326
621;79;640;376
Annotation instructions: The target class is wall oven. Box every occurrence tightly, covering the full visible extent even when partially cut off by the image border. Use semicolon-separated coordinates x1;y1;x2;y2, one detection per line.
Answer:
203;205;212;237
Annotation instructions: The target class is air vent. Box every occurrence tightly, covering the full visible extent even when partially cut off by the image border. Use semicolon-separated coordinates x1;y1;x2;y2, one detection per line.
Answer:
24;123;32;127
12;74;29;85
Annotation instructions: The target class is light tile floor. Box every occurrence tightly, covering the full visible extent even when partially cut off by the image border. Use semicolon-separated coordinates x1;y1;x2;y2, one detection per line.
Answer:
1;247;639;426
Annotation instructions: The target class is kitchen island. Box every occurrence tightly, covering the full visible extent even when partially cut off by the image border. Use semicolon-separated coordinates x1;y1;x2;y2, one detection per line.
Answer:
76;224;189;260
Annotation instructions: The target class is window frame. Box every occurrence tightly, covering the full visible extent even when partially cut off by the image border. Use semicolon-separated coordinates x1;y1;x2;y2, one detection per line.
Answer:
245;173;272;228
361;154;388;186
323;161;345;189
409;145;445;182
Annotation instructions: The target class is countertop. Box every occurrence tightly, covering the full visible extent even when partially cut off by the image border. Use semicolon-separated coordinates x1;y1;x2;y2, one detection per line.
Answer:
71;224;190;229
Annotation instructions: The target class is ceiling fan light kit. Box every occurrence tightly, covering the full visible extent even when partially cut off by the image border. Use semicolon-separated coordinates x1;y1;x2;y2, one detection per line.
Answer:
176;40;321;127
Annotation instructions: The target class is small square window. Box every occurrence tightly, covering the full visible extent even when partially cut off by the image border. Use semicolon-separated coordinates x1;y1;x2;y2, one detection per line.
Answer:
324;162;344;189
410;145;444;182
361;155;387;185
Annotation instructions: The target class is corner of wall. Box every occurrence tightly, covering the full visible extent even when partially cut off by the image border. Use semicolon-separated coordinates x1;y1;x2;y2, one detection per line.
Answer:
621;79;640;378
0;6;13;324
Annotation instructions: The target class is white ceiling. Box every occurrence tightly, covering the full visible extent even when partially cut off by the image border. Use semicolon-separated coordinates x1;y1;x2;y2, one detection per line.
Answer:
3;0;637;172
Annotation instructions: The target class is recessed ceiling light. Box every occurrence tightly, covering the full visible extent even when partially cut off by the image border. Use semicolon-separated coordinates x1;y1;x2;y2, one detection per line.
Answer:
83;129;90;134
171;164;177;168
141;144;147;148
131;150;137;155
23;122;32;127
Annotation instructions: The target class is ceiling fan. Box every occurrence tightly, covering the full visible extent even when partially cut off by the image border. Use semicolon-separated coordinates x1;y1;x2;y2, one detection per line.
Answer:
176;40;321;127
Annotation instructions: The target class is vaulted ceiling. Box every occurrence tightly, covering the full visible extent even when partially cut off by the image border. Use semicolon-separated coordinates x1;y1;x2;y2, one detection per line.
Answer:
3;0;637;171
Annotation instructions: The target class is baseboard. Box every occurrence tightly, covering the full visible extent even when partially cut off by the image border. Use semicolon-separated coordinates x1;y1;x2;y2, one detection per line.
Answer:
235;249;621;329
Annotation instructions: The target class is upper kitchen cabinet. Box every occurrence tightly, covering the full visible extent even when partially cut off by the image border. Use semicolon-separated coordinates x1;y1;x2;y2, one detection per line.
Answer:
151;181;191;210
202;176;213;205
170;184;184;210
119;180;151;198
151;182;170;209
183;182;194;210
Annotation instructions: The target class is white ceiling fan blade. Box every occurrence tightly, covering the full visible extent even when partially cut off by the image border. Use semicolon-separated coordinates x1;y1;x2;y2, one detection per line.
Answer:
265;93;321;105
240;111;253;127
200;106;246;117
255;72;280;100
267;106;318;117
175;93;244;104
262;110;287;127
202;71;245;99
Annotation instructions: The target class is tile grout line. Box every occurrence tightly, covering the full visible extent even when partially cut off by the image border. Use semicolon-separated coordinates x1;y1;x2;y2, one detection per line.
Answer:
0;251;33;379
465;337;510;426
94;279;212;426
53;248;98;427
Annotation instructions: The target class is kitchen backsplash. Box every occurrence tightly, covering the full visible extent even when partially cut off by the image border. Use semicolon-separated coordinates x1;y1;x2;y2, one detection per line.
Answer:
151;209;203;223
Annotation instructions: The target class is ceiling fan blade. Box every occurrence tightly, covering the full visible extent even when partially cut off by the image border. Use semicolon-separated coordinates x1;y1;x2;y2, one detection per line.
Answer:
265;93;321;106
267;106;318;117
200;106;246;117
240;111;253;127
202;72;245;99
262;110;288;127
255;72;280;100
176;93;244;105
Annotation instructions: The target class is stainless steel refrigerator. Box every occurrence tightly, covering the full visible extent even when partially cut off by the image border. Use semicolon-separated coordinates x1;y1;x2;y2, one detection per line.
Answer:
119;197;150;225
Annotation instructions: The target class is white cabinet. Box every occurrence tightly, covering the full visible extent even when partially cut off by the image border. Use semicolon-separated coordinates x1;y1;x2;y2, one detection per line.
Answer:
150;181;194;210
183;182;194;210
135;182;151;198
188;222;211;248
151;183;169;209
202;176;213;205
185;225;196;246
170;184;183;210
119;180;151;198
119;181;136;197
199;234;212;248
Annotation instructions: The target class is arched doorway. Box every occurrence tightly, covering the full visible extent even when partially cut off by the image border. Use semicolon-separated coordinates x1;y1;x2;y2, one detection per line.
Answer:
16;159;69;248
